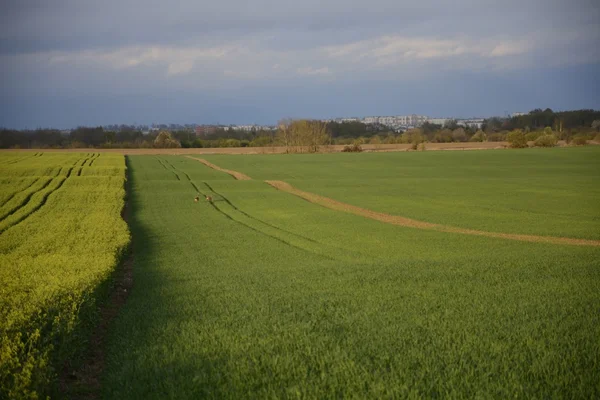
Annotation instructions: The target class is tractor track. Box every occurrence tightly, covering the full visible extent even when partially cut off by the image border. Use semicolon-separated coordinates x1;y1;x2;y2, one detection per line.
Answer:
161;157;333;259
0;156;84;233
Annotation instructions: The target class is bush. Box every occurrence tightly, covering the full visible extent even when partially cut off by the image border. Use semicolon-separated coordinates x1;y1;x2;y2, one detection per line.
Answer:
369;136;382;145
534;134;558;147
250;135;272;147
507;130;528;148
571;135;588;146
342;144;362;152
469;131;487;142
384;135;397;144
525;131;542;141
487;132;506;142
452;128;467;142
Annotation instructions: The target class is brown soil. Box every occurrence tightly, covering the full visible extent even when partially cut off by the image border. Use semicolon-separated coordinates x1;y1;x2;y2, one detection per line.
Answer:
186;156;252;180
60;194;134;399
3;141;594;155
266;180;600;247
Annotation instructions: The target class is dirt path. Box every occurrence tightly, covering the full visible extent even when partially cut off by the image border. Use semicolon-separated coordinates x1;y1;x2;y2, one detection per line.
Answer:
178;158;599;247
185;156;252;180
266;180;600;247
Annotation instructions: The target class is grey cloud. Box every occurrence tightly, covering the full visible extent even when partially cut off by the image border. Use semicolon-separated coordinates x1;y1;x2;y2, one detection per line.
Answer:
1;0;599;128
2;0;597;55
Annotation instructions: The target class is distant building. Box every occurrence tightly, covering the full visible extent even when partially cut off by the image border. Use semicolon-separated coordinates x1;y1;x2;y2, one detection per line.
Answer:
361;114;428;128
457;119;485;129
426;118;450;126
195;125;217;136
363;116;380;124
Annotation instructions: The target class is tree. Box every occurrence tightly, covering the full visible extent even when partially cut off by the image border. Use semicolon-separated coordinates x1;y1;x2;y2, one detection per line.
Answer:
443;119;459;130
70;126;105;147
154;131;181;148
277;118;293;150
483;117;503;133
452;128;467;142
433;129;453;143
277;119;330;153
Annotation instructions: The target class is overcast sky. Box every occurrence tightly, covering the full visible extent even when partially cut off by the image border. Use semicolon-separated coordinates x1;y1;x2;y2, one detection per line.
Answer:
1;0;599;128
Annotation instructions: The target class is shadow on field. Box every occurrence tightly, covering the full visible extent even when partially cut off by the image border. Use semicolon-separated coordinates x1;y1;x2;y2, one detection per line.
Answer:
98;155;237;399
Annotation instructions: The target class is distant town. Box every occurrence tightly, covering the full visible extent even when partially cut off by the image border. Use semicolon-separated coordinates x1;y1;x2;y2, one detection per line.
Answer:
97;113;511;137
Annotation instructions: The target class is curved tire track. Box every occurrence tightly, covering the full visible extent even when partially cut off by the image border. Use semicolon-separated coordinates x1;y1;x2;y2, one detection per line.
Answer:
185;156;252;180
164;159;333;259
266;180;600;247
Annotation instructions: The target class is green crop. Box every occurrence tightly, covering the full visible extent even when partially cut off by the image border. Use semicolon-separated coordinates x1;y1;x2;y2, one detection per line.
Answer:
102;154;599;399
0;152;129;399
200;147;600;240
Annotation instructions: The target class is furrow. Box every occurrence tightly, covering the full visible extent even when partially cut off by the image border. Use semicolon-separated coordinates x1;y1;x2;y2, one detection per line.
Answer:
0;164;79;233
0;156;83;227
0;175;46;208
3;154;37;165
88;153;99;167
0;169;62;221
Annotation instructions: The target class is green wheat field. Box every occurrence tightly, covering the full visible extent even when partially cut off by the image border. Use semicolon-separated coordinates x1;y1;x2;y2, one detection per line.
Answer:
1;147;599;399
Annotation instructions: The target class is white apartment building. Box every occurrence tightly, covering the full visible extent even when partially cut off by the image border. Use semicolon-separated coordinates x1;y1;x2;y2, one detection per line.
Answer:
427;118;450;126
363;116;380;124
379;116;397;126
457;119;485;129
361;115;428;127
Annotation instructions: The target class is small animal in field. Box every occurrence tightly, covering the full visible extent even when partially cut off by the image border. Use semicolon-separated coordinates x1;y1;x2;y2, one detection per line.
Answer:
194;194;200;202
205;195;213;202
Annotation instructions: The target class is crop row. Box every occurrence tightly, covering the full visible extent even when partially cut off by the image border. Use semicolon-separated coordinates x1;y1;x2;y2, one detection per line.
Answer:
0;153;130;399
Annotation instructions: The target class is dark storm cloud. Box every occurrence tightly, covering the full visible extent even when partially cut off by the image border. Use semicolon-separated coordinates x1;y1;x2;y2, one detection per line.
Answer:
2;0;596;54
0;0;599;128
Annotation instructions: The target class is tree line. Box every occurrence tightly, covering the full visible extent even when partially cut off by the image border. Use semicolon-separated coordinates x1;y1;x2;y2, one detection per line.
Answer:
1;109;599;150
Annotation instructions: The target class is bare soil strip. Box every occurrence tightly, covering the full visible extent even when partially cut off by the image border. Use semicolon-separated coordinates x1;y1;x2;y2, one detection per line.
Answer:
186;156;252;180
266;180;600;247
3;141;598;155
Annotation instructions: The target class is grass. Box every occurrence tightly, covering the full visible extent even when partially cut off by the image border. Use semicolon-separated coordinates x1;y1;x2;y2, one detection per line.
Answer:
103;153;600;399
200;146;600;240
